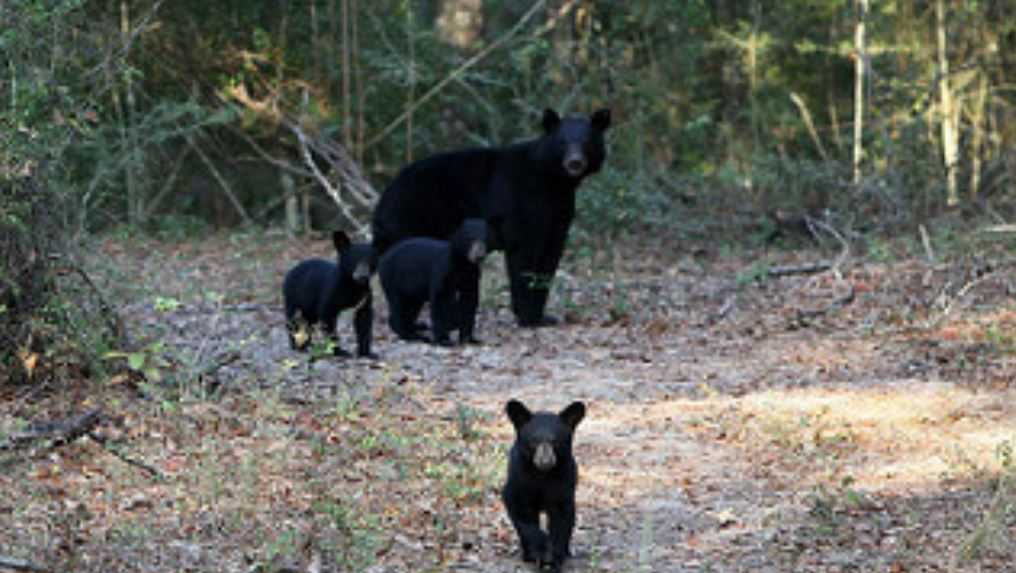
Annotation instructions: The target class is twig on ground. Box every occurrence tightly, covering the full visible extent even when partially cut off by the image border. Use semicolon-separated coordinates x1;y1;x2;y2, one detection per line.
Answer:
919;224;935;263
783;218;855;323
85;432;163;479
0;555;49;573
767;261;832;277
709;294;737;325
0;410;160;479
796;284;856;321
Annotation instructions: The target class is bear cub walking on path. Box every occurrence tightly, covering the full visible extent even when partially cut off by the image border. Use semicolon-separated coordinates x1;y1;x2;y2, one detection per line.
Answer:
282;231;376;358
379;218;488;346
502;399;586;572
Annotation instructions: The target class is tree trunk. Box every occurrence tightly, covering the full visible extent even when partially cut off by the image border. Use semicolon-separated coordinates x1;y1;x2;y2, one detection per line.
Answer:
406;6;416;163
120;0;141;224
936;0;959;206
852;0;868;186
969;70;988;199
341;0;352;149
353;0;364;164
310;1;321;82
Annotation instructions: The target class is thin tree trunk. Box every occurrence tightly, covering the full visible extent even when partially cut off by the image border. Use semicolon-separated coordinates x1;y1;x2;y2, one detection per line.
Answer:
827;14;842;151
341;0;352;149
353;0;365;164
969;70;987;199
328;0;337;94
748;0;761;179
310;1;321;82
936;0;959;206
120;0;141;224
852;0;868;186
406;6;415;163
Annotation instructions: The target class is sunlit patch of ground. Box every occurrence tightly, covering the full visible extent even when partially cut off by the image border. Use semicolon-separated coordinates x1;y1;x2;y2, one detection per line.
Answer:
715;381;1016;491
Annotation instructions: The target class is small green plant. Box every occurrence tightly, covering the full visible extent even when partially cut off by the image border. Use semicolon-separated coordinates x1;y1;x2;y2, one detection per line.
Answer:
153;296;181;313
104;341;171;383
455;403;482;441
608;282;631;323
735;261;769;288
984;324;1016;354
955;440;1016;563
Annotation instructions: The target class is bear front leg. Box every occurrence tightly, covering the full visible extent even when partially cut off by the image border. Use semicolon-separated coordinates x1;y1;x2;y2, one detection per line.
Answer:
353;293;377;359
429;289;456;346
505;249;547;327
388;297;428;342
529;206;575;328
320;315;351;357
503;495;547;563
457;269;482;344
545;500;576;571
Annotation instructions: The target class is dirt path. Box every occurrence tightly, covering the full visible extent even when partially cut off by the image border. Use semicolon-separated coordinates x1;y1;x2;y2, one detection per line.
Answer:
103;238;1016;572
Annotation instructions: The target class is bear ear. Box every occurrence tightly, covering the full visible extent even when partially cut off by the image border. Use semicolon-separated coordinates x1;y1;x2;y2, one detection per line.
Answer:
506;399;532;430
559;401;586;430
541;108;561;134
332;231;352;252
591;108;611;132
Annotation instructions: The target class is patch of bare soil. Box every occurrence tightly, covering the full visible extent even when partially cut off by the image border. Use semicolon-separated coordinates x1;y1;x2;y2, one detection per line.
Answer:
4;234;1016;572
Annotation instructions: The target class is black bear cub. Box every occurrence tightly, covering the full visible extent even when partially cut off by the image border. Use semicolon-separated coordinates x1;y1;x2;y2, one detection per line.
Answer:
282;230;376;358
502;399;586;572
378;218;488;346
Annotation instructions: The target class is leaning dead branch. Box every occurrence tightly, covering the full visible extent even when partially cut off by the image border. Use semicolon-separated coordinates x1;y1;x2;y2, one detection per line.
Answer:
285;119;377;237
222;86;378;236
926;258;1016;328
786;217;855;322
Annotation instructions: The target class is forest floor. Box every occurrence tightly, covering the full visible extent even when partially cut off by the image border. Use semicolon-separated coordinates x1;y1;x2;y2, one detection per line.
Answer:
3;230;1016;573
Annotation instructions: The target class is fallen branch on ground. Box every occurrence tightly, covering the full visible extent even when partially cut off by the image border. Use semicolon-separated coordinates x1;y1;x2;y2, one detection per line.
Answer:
85;431;163;479
0;409;161;479
0;409;103;452
0;555;49;573
767;261;832;277
795;283;856;321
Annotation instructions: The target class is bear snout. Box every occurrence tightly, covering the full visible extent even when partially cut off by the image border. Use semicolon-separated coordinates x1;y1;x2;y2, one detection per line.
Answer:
532;442;557;470
352;261;371;282
468;241;487;263
562;148;588;177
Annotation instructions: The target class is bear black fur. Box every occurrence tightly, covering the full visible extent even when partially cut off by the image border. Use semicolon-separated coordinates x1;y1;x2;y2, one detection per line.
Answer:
502;399;586;572
371;108;610;327
378;218;488;346
282;231;376;358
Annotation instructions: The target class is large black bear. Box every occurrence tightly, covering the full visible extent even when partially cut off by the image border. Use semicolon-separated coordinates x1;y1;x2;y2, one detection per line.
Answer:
502;399;586;572
371;108;611;327
378;218;488;346
282;231;377;358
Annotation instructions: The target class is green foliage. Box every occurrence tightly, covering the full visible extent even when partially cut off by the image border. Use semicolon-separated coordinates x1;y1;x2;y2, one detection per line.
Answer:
105;342;171;384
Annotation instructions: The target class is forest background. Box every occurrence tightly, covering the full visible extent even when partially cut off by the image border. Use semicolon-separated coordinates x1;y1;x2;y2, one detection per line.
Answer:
3;1;1016;571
